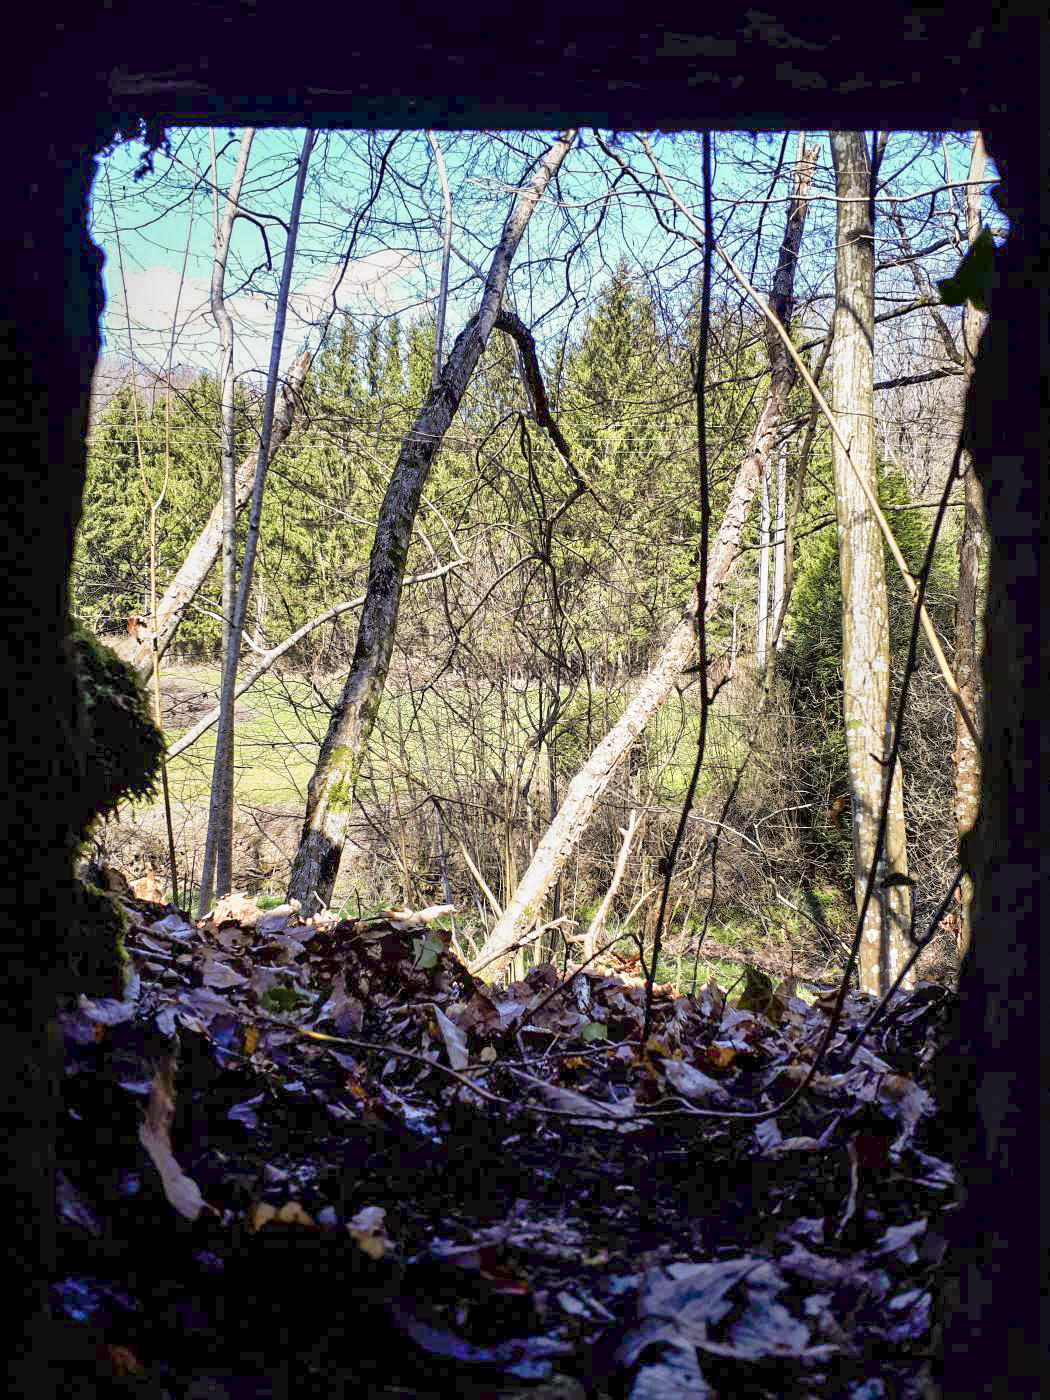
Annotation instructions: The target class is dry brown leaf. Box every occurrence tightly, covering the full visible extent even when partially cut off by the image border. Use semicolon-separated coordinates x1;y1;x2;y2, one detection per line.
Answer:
203;891;260;930
130;864;164;902
430;1003;469;1070
250;1202;277;1232
201;953;250;989
347;1205;394;1259
275;1201;315;1227
256;901;302;935
374;903;455;933
138;1052;205;1221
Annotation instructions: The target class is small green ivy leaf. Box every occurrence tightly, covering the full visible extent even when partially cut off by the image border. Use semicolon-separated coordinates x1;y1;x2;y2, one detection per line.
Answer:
938;229;996;313
579;1021;608;1043
411;933;444;971
261;985;309;1014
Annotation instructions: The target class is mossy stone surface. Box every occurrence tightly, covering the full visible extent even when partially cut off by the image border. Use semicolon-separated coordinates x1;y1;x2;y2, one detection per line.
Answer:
64;624;166;997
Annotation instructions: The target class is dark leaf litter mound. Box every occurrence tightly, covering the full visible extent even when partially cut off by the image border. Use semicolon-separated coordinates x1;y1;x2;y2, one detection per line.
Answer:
52;890;961;1399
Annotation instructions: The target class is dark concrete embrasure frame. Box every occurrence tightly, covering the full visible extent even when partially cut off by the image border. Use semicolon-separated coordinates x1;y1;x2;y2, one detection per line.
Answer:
2;9;1043;1397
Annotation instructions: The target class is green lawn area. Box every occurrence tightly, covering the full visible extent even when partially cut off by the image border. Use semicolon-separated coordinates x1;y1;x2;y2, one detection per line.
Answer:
154;666;741;813
135;665;847;982
160;666;328;807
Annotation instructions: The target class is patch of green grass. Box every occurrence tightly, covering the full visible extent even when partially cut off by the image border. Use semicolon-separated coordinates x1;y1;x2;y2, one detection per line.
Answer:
152;666;746;817
573;924;771;998
808;886;844;908
159;666;325;806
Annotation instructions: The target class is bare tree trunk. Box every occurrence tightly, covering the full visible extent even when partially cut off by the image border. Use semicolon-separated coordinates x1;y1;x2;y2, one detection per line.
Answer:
952;131;988;961
130;350;312;683
470;144;819;978
829;131;912;996
200;130;313;914
286;130;577;913
198;128;254;914
769;137;801;657
756;452;770;666
425;130;452;391
772;436;787;651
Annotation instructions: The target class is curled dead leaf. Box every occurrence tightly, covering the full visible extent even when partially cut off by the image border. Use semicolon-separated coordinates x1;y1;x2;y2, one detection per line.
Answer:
138;1052;206;1221
348;1204;394;1259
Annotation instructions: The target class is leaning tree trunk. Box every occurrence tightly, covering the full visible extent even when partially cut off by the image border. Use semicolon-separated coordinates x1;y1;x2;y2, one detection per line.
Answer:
130;350;312;683
951;131;988;960
829;131;912;996
198;127;254;913
286;130;577;913
470;143;818;978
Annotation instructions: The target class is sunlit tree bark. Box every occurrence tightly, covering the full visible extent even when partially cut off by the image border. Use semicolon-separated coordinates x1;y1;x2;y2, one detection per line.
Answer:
200;130;313;913
952;131;988;960
829;131;912;995
198;128;254;912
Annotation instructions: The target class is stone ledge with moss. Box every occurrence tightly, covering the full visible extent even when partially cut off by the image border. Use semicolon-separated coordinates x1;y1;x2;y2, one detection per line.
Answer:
64;622;166;999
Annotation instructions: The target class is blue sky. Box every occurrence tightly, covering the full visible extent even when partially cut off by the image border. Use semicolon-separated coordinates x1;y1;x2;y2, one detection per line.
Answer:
92;127;997;386
93;128;411;380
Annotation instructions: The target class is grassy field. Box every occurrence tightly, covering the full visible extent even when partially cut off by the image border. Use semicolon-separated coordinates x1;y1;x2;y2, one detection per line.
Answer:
117;661;854;990
156;663;739;813
161;665;330;806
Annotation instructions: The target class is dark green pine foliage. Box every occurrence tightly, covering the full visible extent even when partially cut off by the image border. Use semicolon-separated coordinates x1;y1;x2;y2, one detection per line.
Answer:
406;314;437;404
555;261;696;672
76;383;159;630
76;345;384;666
264;312;379;664
364;316;383;398
677;300;772;657
75;374;239;650
383;316;405;404
357;313;415;502
74;279;759;695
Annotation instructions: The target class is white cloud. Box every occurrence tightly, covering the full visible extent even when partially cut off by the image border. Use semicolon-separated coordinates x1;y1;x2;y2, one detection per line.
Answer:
102;248;420;378
293;248;419;321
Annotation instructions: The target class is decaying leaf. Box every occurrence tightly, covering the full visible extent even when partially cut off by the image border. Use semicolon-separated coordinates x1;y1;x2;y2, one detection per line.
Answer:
138;1050;206;1221
657;1055;733;1107
431;1003;470;1070
348;1204;394;1259
130;864;164;903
